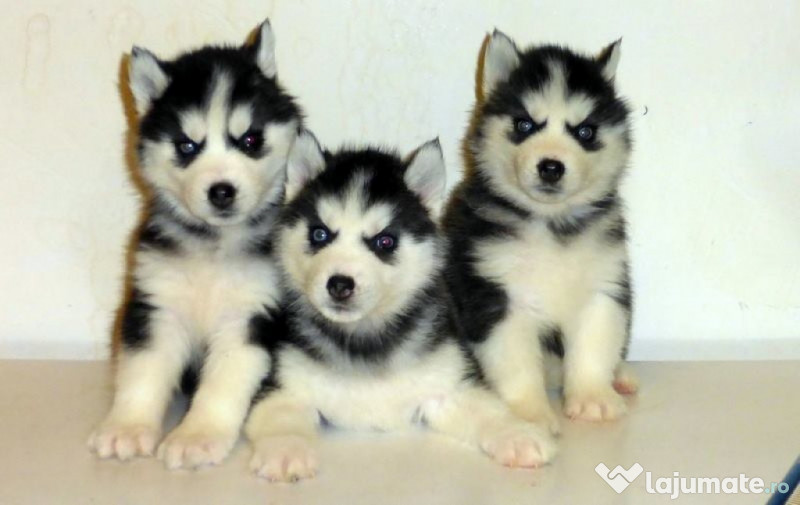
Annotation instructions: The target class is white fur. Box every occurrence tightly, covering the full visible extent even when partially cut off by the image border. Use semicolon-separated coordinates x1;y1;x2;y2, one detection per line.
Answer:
482;30;519;97
246;148;556;480
246;340;557;481
474;212;629;424
90;60;298;467
285;130;326;202
138;73;297;227
599;39;622;82
468;38;634;424
404;138;447;216
254;21;278;78
280;174;439;329
129;47;169;116
476;62;630;217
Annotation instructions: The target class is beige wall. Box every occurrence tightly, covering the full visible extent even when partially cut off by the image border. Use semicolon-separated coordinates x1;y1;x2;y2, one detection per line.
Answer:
1;0;798;359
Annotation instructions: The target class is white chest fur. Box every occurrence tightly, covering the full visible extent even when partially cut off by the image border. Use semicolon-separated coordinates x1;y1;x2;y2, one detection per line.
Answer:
277;342;467;431
474;219;625;327
135;231;281;339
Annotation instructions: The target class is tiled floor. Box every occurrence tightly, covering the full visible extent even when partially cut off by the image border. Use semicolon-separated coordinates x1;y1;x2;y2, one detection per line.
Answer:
0;360;797;504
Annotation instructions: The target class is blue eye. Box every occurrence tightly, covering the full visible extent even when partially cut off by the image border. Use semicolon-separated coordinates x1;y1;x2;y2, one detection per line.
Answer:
176;140;199;156
310;227;329;244
577;125;595;140
374;234;396;251
515;119;534;133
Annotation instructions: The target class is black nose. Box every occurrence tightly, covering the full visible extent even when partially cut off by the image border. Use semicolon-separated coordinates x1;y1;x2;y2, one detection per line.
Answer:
537;159;565;184
208;182;236;210
327;275;355;302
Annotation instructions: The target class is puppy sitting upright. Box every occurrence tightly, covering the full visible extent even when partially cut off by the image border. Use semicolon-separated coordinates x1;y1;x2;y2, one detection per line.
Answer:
443;31;637;430
244;132;556;482
88;20;301;469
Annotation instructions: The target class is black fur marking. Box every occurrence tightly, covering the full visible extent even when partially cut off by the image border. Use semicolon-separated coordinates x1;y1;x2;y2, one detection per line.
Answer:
120;288;155;350
151;197;216;239
248;307;290;403
605;215;627;243
137;44;300;168
608;263;633;313
539;325;565;358
248;234;273;256
290;280;441;363
442;177;522;346
546;192;618;242
282;149;436;242
476;44;629;150
138;221;179;252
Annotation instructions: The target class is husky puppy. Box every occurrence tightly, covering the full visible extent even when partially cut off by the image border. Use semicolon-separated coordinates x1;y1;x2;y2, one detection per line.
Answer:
88;20;302;469
442;31;638;432
243;132;556;482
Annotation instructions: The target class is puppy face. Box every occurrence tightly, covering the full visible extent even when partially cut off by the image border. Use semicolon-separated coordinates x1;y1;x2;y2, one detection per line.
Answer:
129;21;300;227
278;133;446;330
475;32;631;210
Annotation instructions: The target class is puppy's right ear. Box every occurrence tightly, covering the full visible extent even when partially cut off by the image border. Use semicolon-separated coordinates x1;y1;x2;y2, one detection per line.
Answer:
285;129;325;201
129;46;169;116
482;29;519;97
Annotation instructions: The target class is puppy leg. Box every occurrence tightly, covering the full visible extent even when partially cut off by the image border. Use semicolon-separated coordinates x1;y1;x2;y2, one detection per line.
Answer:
88;313;188;460
157;324;270;470
563;294;629;421
245;392;320;483
423;386;557;468
477;310;560;433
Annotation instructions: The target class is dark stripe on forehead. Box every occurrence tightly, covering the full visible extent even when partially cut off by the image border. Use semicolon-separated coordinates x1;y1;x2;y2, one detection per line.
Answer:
282;148;436;239
481;44;629;127
138;45;300;144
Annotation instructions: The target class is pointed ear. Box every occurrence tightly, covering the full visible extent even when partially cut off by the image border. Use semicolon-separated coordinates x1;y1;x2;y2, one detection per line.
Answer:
285;129;325;201
597;39;622;82
128;47;169;116
482;29;520;97
249;19;277;78
405;138;447;216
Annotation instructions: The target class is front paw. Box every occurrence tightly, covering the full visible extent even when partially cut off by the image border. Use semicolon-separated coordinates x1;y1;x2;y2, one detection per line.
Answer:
250;435;318;482
156;424;238;470
88;421;160;460
564;386;627;422
480;421;557;468
507;400;561;435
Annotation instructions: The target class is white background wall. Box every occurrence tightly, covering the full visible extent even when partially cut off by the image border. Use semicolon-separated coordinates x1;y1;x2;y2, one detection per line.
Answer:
0;0;798;360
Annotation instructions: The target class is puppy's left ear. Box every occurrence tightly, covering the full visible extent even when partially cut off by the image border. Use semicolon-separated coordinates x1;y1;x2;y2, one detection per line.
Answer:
405;138;447;217
248;19;277;78
597;39;622;82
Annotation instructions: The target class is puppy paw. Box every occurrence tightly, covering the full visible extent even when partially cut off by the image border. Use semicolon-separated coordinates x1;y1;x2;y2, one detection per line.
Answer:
250;435;318;482
565;387;627;422
157;424;237;470
613;364;640;395
480;422;557;468
507;400;561;435
88;422;160;460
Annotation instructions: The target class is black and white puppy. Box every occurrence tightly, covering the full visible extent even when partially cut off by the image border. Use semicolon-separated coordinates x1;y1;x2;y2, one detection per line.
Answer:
88;20;302;469
442;31;638;432
244;132;557;482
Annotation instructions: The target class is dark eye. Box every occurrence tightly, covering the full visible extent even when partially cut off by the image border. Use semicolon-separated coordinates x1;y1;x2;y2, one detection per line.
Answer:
238;130;263;154
176;140;199;156
515;119;534;133
374;234;396;251
310;227;330;244
577;125;595;141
